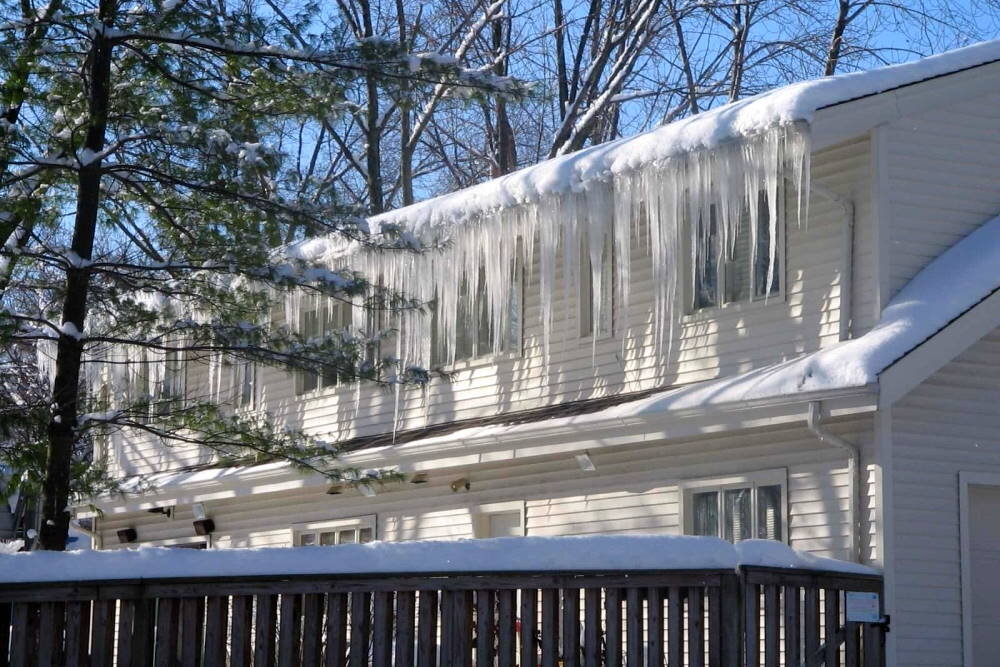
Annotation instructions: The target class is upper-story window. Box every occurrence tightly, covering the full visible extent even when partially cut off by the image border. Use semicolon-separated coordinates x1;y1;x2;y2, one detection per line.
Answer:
691;190;782;311
231;359;255;410
295;298;352;395
580;231;613;339
157;349;186;415
682;470;786;543
433;260;523;365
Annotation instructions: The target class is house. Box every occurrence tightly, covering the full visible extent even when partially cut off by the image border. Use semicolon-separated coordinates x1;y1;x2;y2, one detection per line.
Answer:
80;40;1000;666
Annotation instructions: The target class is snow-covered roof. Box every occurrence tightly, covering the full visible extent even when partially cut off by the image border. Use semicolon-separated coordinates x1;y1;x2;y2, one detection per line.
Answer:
0;534;876;583
367;39;1000;231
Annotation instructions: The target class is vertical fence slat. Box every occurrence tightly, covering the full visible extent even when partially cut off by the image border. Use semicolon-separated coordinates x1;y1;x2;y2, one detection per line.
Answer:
583;588;601;667
457;590;473;667
154;598;179;667
131;598;156;667
326;592;349;667
63;601;90;667
230;595;253;667
646;587;664;667
0;602;11;667
203;595;229;667
91;599;116;667
605;587;623;667
863;622;883;667
783;585;800;667
721;574;741;667
475;590;495;667
519;588;538;667
117;599;136;667
371;591;394;667
349;591;372;667
804;587;820;666
744;583;760;667
36;602;59;667
542;589;559;667
416;591;437;667
278;594;303;667
9;604;30;667
823;590;840;667
179;598;202;667
667;587;683;667
301;594;325;667
394;591;416;667
763;586;779;667
254;594;278;667
496;589;515;667
688;587;705;667
709;583;722;665
625;588;643;667
562;588;581;667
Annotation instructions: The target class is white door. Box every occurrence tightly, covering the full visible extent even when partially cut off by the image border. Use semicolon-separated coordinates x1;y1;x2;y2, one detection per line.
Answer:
968;485;1000;665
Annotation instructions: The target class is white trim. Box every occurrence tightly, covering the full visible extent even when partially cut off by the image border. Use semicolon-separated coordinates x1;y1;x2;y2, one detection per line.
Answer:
958;471;1000;667
874;407;895;664
471;501;526;538
879;288;1000;406
678;468;788;542
870;124;892;322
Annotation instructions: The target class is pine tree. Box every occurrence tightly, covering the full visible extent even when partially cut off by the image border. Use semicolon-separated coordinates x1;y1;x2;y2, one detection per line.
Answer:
0;0;521;550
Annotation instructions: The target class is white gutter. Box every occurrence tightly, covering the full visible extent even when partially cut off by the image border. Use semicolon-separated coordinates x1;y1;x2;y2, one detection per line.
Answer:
807;400;862;563
809;182;856;341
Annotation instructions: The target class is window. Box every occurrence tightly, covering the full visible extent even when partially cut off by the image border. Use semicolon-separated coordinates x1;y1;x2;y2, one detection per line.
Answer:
432;259;523;365
691;189;782;311
127;352;151;423
231;359;255;410
682;470;786;543
580;230;613;338
156;348;186;415
472;501;525;538
292;516;376;547
296;298;353;395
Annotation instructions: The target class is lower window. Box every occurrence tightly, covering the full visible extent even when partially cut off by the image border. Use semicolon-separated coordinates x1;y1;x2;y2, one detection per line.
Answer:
682;470;786;543
292;516;376;547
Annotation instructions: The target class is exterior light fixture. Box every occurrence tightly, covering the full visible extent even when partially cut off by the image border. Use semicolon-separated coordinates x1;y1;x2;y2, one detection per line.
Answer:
192;503;208;521
575;452;597;472
193;519;215;536
450;478;471;493
326;484;344;495
117;527;138;544
409;473;429;484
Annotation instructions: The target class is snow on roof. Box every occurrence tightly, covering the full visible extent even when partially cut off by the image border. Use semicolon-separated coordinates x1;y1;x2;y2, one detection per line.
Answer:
367;39;1000;231
0;535;876;583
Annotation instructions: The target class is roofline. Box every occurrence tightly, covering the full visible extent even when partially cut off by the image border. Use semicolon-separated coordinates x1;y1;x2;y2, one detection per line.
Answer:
81;384;877;515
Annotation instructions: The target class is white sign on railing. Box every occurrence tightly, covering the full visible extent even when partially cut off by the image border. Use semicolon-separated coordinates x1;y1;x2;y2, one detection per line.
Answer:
845;591;881;623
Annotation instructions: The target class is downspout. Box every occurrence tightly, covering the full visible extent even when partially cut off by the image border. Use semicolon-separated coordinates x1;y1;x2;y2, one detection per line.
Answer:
810;182;855;341
807;401;862;563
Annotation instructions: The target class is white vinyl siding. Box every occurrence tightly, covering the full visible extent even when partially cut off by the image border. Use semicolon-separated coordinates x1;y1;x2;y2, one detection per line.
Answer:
888;327;1000;667
884;89;1000;302
97;420;867;563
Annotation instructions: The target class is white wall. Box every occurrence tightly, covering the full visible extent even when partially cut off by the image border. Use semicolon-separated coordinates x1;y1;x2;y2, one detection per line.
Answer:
889;327;1000;667
98;420;870;563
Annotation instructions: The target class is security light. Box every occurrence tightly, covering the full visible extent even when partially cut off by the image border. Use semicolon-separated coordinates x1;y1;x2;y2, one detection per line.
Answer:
192;519;215;536
409;473;429;484
191;502;207;521
117;527;138;544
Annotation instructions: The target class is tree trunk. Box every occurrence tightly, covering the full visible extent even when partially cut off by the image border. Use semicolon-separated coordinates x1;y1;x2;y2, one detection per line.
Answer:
825;0;851;76
37;0;115;551
397;0;414;206
491;18;516;177
360;0;384;214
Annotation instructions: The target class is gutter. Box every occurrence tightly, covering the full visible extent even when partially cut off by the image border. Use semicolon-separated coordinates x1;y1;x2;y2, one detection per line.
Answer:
807;401;862;563
810;182;855;341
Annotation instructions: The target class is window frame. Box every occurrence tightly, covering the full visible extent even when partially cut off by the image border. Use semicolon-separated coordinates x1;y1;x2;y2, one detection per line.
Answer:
679;469;788;544
578;229;615;342
290;515;377;547
684;184;787;318
471;500;526;539
431;253;525;370
295;298;354;397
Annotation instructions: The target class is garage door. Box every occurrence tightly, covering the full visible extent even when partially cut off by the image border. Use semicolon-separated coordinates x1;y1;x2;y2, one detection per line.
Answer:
969;485;1000;665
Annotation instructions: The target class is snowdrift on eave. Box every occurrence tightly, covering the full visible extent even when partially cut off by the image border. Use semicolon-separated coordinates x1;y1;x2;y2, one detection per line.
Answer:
365;39;1000;230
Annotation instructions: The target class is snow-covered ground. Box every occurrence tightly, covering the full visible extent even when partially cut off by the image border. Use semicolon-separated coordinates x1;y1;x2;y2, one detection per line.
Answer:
0;534;877;583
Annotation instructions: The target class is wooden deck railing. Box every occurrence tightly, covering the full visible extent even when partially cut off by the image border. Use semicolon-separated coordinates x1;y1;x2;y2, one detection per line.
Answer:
0;565;884;666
